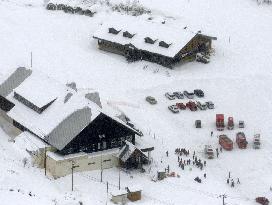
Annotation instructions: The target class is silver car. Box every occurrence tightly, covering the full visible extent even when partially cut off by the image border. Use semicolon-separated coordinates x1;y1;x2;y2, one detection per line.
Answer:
165;92;176;100
146;96;157;104
168;105;179;113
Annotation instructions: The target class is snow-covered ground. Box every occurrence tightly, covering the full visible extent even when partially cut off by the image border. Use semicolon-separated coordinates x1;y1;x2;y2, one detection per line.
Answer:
0;0;272;204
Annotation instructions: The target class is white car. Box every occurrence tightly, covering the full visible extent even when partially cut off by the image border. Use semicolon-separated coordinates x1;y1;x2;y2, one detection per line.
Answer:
168;105;179;113
206;101;214;109
165;92;176;100
196;101;207;110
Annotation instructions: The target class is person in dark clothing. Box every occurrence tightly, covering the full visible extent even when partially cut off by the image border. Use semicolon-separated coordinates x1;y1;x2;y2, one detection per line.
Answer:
228;171;231;178
204;161;206;166
211;131;213;137
204;173;206;178
166;151;169;157
220;147;223;152
227;178;229;184
231;181;235;187
237;178;240;184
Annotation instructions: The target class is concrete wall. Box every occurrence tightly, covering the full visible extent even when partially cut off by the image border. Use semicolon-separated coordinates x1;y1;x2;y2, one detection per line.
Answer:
0;109;22;138
46;152;119;179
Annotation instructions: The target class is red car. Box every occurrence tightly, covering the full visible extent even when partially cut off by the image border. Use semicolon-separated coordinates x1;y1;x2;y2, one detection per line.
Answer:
186;101;197;111
176;102;186;110
256;197;269;205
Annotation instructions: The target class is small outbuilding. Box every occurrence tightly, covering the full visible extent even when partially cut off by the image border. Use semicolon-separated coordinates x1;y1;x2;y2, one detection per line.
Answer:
110;189;128;204
126;186;142;202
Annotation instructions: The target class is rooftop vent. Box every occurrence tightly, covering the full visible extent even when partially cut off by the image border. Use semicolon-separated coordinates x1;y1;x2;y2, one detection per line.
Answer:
66;82;77;92
159;41;171;48
123;31;135;38
144;37;156;44
64;92;73;103
108;27;121;35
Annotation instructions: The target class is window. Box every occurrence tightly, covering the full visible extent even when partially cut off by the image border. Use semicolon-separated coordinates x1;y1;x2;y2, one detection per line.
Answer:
102;141;107;149
103;159;111;162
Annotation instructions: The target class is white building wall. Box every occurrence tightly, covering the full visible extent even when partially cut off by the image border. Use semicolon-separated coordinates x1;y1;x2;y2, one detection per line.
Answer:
46;151;119;179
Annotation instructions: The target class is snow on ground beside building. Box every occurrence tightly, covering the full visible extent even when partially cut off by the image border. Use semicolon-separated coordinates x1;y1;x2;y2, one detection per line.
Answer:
0;0;272;204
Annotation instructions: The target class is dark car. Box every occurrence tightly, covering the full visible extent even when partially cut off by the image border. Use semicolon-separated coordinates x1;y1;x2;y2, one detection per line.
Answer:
186;101;197;111
195;120;201;128
173;92;184;99
176;102;186;110
183;91;194;99
194;89;204;97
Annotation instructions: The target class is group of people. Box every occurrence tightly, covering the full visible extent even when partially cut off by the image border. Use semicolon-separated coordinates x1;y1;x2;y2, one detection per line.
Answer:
227;172;240;187
175;148;190;157
174;149;206;171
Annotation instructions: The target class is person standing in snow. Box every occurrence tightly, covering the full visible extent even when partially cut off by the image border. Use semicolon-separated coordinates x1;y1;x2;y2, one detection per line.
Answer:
237;178;240;184
204;161;206;166
166;151;169;157
178;156;180;162
231;180;235;188
228;171;231;178
204;173;206;178
227;178;229;184
211;131;213;137
220;147;223;152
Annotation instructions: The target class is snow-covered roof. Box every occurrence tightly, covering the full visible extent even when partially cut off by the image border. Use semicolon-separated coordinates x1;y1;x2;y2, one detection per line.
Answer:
14;71;66;109
15;131;50;152
1;69;139;150
117;140;147;162
93;15;197;58
110;189;127;196
126;185;143;192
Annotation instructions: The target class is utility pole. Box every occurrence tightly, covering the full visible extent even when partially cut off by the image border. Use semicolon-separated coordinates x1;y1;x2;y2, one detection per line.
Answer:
219;194;227;205
118;166;121;190
100;152;103;182
30;52;33;68
71;162;79;191
44;146;47;176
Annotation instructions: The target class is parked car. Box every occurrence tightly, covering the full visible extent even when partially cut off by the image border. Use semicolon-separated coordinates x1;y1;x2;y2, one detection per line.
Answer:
168;105;179;113
194;89;204;97
204;145;214;159
165;92;176;100
196;53;210;64
256;197;269;205
196;101;207;110
176;102;186;110
206;101;214;109
253;134;261;149
173;91;184;99
216;114;225;131
195;120;201;128
239;120;245;128
227;117;234;130
236;132;248;149
145;96;157;104
186;101;197;111
183;91;194;99
219;135;233;150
